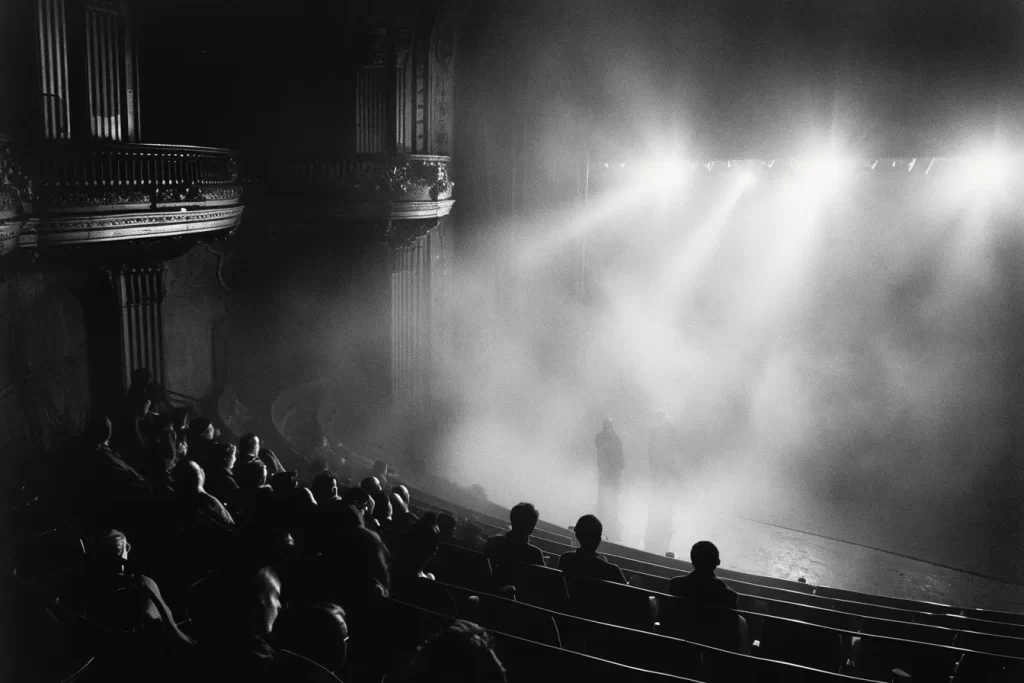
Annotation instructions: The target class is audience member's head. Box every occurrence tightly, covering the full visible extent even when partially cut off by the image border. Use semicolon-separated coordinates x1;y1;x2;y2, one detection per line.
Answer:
189;417;215;441
690;540;721;573
372;491;392;523
272;603;349;677
372;459;389;479
573;514;604;552
360;476;382;496
437;511;457;542
394;484;411;506
171;406;191;434
179;460;206;494
403;620;507;683
236;458;268;490
311;471;338;505
390;492;410;516
239;433;260;459
87;415;113;447
258;447;283;475
269;471;298;495
92;529;130;575
249;567;282;638
602;417;614;432
213;442;238;471
341;486;372;519
509;502;539;537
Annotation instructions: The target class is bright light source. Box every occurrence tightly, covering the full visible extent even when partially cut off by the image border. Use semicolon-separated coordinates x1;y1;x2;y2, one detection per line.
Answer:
800;147;854;192
961;150;1016;196
737;167;758;190
636;157;688;191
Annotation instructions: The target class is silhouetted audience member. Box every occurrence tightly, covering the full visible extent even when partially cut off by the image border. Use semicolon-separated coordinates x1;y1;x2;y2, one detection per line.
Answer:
311;471;340;506
239;433;261;463
669;541;738;609
403;620;507;683
361;476;383;496
271;603;349;680
170;406;191;443
85;416;150;509
208;566;285;682
83;530;195;656
559;514;626;584
436;511;457;543
186;417;217;471
232;458;273;527
389;492;417;531
205;442;240;506
258;446;286;475
113;394;154;472
372;490;393;525
484;502;545;576
393;484;411;507
393;513;441;583
178;460;235;527
371;459;390;489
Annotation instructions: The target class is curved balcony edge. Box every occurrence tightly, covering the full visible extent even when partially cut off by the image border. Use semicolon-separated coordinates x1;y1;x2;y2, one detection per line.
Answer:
18;206;245;247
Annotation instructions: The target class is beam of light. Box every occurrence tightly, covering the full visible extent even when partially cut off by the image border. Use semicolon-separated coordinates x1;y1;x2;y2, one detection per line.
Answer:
655;169;758;302
794;145;855;198
633;156;690;192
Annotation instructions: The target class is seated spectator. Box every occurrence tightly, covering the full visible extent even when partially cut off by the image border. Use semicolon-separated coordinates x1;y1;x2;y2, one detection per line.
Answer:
436;511;457;543
239;433;261;464
390;492;417;530
271;603;348;680
177;460;235;528
186;417;217;471
170;406;192;443
393;483;411;507
233;458;274;526
371;491;393;526
484;502;545;577
361;476;383;496
85;415;150;504
83;530;195;650
208;566;285;681
112;394;154;472
205;442;240;505
668;541;739;609
664;541;746;652
311;471;340;506
393;513;441;584
403;620;506;683
371;460;390;489
147;424;180;495
258;446;286;475
558;514;626;584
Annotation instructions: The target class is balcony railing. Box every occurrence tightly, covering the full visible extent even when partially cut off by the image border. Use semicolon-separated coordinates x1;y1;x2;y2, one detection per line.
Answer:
0;139;244;249
28;141;241;213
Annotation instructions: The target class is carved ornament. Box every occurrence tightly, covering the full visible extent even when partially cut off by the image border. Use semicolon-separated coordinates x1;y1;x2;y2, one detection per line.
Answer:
19;206;244;247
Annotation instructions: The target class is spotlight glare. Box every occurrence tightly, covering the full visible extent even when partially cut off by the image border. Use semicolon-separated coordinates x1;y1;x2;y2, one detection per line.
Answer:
637;157;688;191
737;167;758;190
798;146;854;194
962;150;1015;196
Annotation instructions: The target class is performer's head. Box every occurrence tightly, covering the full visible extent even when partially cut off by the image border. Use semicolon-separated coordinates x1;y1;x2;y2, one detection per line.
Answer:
690;540;721;573
573;514;604;552
509;502;539;537
601;418;614;432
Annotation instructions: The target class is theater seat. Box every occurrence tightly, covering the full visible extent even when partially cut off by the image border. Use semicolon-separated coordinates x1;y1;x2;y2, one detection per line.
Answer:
478;595;562;647
850;635;957;683
390;577;458;617
756;616;845;673
657;597;746;652
495;562;569;612
567;577;655;631
424;544;495;594
954;651;1024;683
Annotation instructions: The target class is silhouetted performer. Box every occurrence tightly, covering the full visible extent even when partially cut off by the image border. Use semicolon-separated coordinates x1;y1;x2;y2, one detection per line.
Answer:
645;411;678;554
594;418;625;540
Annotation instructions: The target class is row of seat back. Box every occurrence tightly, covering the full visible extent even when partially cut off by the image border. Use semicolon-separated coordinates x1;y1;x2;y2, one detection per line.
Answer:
486;527;1024;640
425;539;1024;662
423;544;1024;680
413;580;886;683
384;597;701;683
407;487;1024;627
627;565;1024;650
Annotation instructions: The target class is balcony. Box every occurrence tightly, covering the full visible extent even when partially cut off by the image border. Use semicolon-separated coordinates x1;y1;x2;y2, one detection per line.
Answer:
250;153;453;220
2;140;244;251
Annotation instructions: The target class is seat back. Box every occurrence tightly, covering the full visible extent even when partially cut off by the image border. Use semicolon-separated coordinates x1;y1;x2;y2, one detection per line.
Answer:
567;577;655;631
954;651;1024;683
757;615;845;673
497;562;569;612
851;634;958;682
390;577;458;617
425;544;495;594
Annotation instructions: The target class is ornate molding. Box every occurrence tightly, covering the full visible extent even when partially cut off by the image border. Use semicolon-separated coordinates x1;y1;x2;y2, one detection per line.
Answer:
19;206;244;247
329;199;454;221
276;154;453;202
